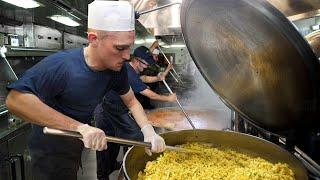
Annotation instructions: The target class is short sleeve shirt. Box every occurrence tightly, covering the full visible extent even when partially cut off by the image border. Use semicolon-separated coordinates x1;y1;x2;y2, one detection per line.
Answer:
7;48;130;123
106;62;147;102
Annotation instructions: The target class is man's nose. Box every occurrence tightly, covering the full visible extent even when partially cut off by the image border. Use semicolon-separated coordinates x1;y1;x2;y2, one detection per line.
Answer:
122;50;131;60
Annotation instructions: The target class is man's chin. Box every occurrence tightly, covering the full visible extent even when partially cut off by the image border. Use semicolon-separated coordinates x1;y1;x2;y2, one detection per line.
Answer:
112;66;123;72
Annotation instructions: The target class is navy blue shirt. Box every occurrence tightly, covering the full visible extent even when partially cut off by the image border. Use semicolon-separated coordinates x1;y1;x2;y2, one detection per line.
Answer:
106;62;147;103
7;48;130;155
7;48;129;123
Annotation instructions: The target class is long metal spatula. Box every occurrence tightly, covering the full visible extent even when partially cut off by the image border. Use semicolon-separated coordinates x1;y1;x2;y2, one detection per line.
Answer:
162;80;196;129
43;127;195;153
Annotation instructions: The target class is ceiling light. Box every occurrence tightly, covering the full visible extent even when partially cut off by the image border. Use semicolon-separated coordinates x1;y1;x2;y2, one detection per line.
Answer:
145;38;156;43
1;0;41;8
312;25;320;31
49;15;80;27
134;39;145;44
158;41;165;46
170;44;186;48
162;45;171;48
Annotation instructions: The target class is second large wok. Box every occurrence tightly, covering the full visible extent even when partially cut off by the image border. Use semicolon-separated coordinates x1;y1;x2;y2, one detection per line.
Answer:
123;129;308;180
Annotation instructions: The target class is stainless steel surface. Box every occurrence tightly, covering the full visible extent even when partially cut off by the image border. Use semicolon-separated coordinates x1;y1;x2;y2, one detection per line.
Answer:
33;25;62;50
123;129;308;180
162;80;196;129
64;32;88;49
180;0;320;133
8;47;58;52
125;0;182;36
0;1;153;50
0;55;18;107
43;127;189;152
295;146;320;173
306;30;320;58
139;2;181;16
295;152;320;177
267;0;320;21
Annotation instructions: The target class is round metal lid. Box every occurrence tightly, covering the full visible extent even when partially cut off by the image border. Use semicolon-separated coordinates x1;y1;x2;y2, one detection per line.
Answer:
180;0;320;134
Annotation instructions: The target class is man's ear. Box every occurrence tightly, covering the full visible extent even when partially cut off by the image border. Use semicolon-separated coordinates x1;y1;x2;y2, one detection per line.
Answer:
87;32;98;47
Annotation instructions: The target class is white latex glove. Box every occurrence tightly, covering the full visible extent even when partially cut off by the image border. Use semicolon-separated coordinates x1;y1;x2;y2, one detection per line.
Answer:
77;124;107;151
0;46;7;58
157;72;165;81
141;124;166;156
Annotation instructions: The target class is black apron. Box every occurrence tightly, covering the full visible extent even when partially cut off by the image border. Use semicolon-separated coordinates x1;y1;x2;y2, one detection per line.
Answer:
29;125;83;180
95;99;143;179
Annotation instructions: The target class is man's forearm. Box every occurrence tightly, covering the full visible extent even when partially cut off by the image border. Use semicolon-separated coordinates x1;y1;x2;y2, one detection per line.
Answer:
6;90;82;131
162;67;171;77
140;75;159;83
140;89;172;102
128;99;150;128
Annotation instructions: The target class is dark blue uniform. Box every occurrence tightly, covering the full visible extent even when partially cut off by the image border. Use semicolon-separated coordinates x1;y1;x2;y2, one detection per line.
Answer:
95;62;148;179
7;48;130;180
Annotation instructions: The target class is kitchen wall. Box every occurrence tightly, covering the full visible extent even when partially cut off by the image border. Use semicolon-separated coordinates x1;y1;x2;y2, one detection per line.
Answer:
293;16;320;36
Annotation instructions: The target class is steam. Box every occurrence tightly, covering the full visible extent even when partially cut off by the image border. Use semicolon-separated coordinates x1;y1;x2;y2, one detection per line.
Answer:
179;54;228;110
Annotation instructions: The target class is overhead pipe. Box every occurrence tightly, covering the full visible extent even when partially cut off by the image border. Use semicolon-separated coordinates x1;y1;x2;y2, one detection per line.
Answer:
51;0;87;20
135;2;181;19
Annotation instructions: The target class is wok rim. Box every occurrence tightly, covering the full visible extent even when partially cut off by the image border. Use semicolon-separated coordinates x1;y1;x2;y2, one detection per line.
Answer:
123;129;308;180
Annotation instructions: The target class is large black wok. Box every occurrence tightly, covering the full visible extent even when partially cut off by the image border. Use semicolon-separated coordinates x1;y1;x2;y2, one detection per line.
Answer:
180;0;320;134
123;130;308;179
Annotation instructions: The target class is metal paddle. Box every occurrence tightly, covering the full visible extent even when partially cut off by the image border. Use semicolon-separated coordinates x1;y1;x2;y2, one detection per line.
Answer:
43;127;195;153
158;46;184;84
162;80;196;129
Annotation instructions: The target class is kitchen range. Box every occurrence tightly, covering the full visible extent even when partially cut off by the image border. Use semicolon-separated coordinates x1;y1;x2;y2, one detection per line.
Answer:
0;0;320;180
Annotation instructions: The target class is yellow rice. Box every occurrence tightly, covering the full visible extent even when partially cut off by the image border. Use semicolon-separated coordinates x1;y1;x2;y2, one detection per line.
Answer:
137;142;295;180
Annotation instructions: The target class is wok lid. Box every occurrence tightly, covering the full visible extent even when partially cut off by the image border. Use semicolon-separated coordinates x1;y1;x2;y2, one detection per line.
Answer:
180;0;320;134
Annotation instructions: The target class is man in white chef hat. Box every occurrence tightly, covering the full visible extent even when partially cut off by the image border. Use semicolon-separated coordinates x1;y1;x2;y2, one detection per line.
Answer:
6;1;166;180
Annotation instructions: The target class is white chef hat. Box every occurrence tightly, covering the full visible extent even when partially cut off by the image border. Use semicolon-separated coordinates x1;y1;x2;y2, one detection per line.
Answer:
88;1;135;31
152;49;160;55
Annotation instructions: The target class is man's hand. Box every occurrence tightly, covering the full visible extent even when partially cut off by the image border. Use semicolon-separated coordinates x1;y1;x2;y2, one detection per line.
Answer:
157;72;165;81
167;93;177;102
166;63;173;71
77;124;107;151
141;124;165;156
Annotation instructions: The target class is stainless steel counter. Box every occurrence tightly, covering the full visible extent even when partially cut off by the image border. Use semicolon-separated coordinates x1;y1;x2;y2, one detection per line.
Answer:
0;121;31;143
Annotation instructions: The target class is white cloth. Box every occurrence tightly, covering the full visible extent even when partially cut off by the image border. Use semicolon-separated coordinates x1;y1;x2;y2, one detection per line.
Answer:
141;124;166;156
77;124;108;151
88;1;135;31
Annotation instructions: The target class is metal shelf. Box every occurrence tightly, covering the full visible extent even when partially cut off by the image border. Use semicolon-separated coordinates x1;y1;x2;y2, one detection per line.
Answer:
5;47;59;57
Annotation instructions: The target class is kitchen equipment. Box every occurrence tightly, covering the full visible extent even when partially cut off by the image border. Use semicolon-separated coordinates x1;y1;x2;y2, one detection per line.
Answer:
158;45;182;84
43;127;191;153
162;79;196;129
146;107;230;130
180;0;320;134
123;129;308;180
0;53;18;110
305;30;320;59
123;0;320;178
